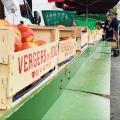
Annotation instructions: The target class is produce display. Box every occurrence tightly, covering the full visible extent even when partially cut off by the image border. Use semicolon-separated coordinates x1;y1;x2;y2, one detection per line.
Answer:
0;19;10;26
0;21;46;52
0;25;59;110
0;19;104;113
0;20;102;53
17;25;34;42
14;28;22;52
34;40;46;46
57;25;65;29
21;42;37;50
17;25;47;51
60;36;71;41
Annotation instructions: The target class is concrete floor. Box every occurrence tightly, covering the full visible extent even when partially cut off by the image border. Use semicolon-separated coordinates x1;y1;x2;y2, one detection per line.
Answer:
111;55;120;120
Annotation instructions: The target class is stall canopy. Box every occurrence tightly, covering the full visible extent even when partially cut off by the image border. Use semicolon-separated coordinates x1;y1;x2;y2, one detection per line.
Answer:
77;14;107;21
48;0;64;3
55;0;120;14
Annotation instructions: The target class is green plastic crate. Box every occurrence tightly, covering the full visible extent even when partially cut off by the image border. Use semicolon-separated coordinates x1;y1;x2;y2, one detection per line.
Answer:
42;10;76;27
75;18;96;30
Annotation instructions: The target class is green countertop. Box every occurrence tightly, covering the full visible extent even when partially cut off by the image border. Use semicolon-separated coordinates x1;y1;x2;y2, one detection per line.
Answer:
42;41;110;120
66;52;110;95
42;90;110;120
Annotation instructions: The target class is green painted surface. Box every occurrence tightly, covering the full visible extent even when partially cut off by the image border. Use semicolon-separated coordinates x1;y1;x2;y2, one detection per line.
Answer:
96;41;111;47
67;46;97;80
42;90;110;120
66;55;110;95
2;70;66;120
93;52;111;60
0;41;110;120
96;47;111;54
66;45;111;95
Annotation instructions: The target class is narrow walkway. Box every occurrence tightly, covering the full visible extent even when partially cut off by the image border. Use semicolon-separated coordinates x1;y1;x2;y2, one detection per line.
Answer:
111;56;120;120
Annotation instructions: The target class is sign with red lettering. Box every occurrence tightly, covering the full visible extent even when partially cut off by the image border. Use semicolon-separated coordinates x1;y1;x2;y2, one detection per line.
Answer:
8;42;58;96
58;39;75;63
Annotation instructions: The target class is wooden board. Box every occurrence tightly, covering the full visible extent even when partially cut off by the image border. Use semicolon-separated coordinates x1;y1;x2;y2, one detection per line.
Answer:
8;42;58;97
95;29;103;41
0;27;15;64
81;31;88;52
0;78;7;109
73;27;88;51
88;30;96;44
58;39;75;63
58;28;76;64
30;27;58;43
76;37;81;50
72;27;81;38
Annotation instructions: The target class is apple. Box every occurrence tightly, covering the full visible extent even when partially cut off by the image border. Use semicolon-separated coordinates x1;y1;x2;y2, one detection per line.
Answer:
0;19;10;26
60;36;70;41
57;25;65;29
17;25;34;42
14;28;22;52
34;40;46;46
21;42;37;50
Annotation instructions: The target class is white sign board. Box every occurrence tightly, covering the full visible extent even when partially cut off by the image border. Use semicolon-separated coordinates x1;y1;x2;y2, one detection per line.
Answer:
58;39;75;63
8;42;58;97
1;0;18;13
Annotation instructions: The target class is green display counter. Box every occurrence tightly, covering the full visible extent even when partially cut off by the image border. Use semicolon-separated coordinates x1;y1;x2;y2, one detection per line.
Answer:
42;91;109;120
66;52;110;95
0;41;111;120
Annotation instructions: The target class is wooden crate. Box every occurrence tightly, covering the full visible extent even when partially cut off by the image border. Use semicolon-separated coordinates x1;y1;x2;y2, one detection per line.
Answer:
0;27;15;64
0;26;58;109
95;29;103;41
72;27;81;51
88;30;95;44
72;27;88;52
58;28;76;66
88;30;96;45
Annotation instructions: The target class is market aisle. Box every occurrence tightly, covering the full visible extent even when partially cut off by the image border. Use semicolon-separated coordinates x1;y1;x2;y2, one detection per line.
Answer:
111;55;120;120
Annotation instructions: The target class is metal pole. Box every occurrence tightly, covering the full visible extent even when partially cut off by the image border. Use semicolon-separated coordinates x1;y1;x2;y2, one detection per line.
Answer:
86;0;88;19
86;7;88;18
118;25;120;48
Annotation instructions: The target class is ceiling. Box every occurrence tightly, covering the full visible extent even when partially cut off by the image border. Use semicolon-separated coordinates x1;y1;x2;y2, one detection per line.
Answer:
55;0;120;14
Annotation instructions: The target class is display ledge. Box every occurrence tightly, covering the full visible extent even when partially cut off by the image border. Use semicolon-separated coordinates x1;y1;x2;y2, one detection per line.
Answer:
42;90;110;120
0;41;110;120
66;51;111;95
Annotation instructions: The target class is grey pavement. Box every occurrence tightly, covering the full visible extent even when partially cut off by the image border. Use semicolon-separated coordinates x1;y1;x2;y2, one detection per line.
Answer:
111;55;120;120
